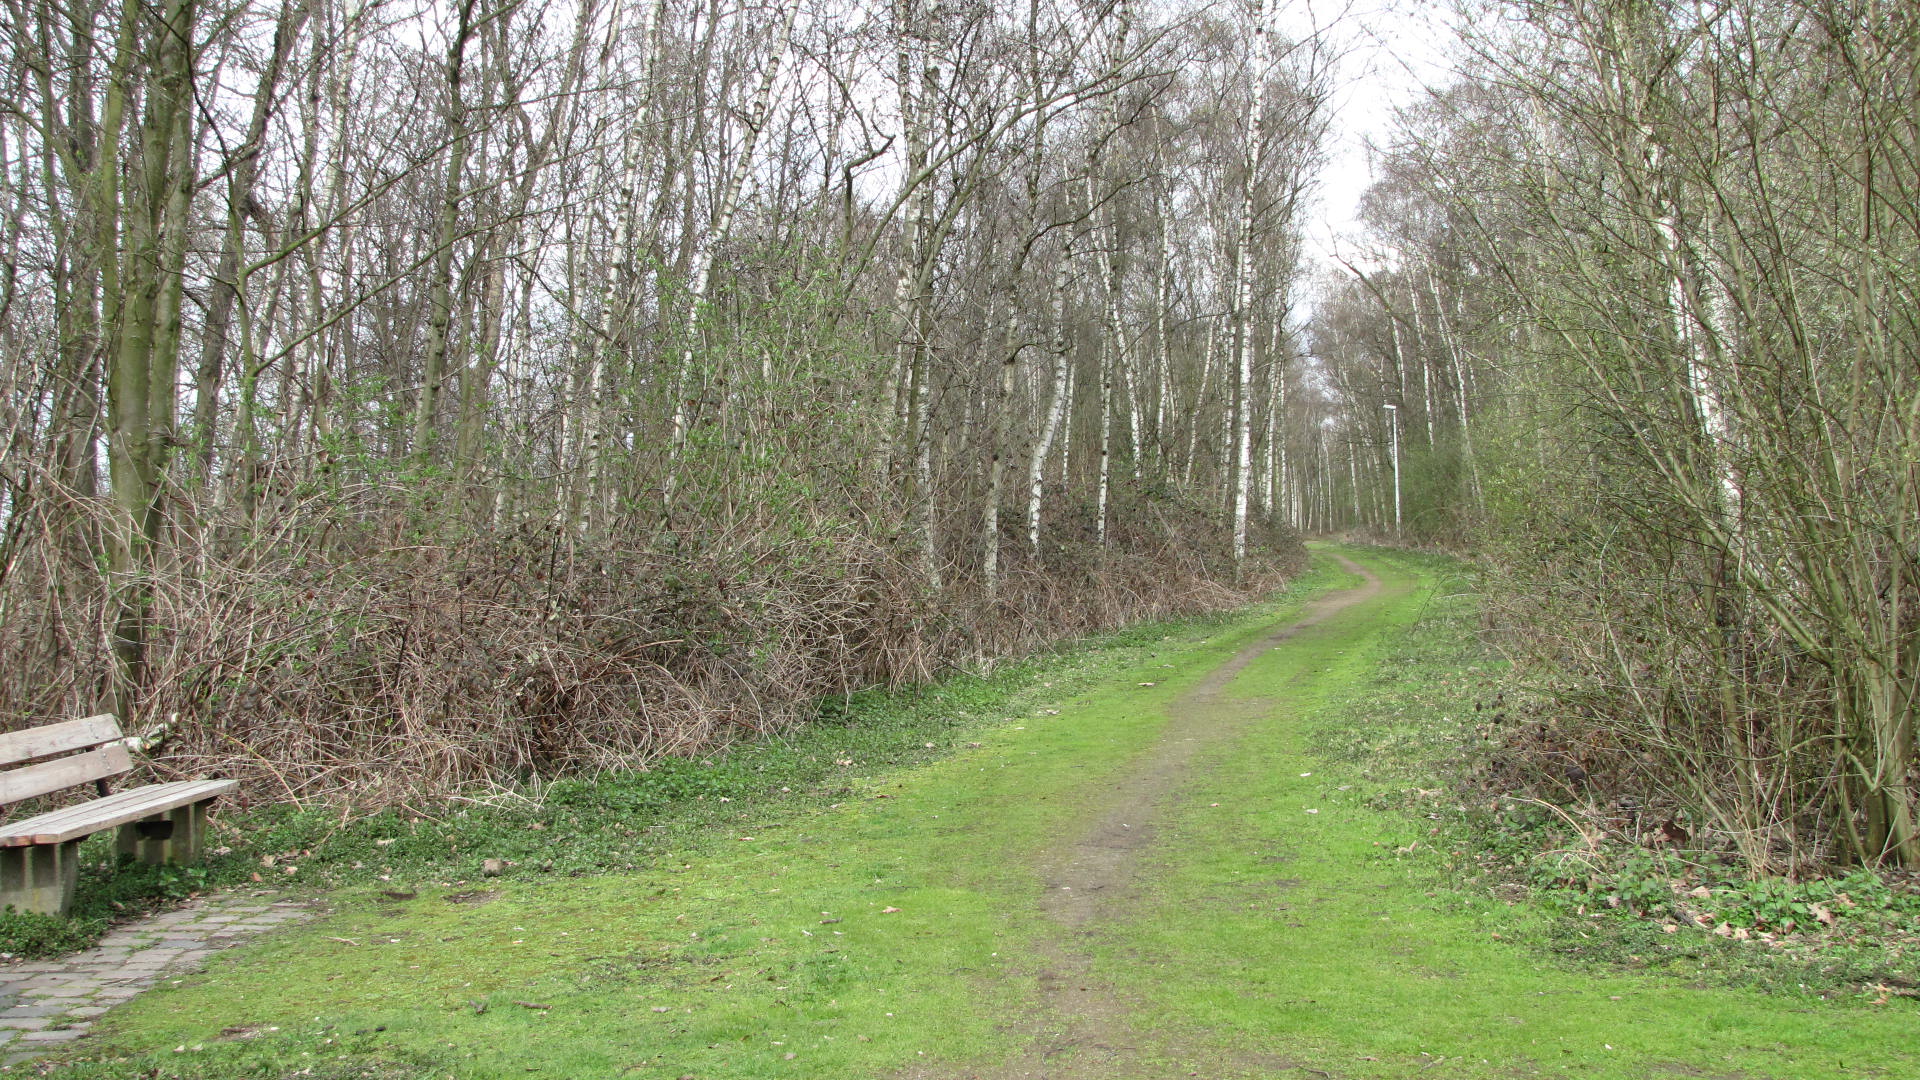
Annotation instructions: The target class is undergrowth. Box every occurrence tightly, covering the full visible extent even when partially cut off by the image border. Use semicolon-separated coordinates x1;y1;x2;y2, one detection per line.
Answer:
1315;548;1920;1002
1;490;1299;809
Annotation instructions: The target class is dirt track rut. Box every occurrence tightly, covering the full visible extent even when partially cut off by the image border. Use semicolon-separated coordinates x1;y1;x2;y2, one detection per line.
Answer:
925;555;1382;1079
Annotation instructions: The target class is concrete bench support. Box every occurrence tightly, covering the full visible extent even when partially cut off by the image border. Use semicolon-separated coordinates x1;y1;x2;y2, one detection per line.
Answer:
116;800;210;866
0;839;82;917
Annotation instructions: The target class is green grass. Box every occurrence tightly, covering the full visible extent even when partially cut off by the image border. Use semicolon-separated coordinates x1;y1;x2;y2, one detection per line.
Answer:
1093;549;1916;1077
34;548;1920;1078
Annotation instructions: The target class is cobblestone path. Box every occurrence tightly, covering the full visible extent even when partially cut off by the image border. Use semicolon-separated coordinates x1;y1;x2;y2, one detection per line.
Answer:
0;892;314;1067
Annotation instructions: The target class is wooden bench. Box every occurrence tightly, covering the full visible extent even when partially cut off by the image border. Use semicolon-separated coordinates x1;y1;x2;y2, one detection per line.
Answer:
0;714;236;916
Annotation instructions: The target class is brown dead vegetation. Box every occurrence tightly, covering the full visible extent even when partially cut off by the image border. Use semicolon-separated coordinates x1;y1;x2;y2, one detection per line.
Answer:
0;487;1300;811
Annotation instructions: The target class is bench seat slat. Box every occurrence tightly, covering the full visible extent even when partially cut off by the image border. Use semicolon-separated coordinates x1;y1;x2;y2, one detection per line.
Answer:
0;744;133;808
0;779;237;846
0;715;124;768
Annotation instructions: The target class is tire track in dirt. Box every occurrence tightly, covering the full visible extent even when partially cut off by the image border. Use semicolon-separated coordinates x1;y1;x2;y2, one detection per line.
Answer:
918;554;1383;1079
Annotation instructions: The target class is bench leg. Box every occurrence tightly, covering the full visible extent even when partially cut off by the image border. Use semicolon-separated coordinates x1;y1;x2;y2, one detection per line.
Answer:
116;800;211;866
0;840;82;917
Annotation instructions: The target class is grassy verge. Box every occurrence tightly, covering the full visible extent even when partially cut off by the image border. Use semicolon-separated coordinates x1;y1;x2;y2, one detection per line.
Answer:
1315;552;1920;1004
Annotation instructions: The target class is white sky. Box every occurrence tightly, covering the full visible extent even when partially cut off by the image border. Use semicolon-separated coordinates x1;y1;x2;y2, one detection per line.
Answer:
1275;0;1457;273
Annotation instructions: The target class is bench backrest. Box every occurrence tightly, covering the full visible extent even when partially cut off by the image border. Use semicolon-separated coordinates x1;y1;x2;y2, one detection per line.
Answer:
0;714;132;808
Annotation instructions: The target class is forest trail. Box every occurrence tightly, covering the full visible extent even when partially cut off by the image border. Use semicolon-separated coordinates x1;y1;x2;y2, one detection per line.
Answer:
979;554;1384;1078
62;549;1917;1079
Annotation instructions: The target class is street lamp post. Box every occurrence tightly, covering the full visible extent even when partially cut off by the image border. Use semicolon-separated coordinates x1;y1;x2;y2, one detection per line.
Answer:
1382;403;1401;537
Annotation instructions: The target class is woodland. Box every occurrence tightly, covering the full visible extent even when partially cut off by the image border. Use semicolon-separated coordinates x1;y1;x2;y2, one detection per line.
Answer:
0;0;1914;880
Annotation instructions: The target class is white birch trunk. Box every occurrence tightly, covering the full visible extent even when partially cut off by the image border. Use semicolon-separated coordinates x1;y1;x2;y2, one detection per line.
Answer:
665;0;800;514
571;0;667;527
1648;138;1740;523
982;292;1020;596
1092;2;1131;545
1027;248;1074;555
1123;350;1144;481
1229;0;1273;566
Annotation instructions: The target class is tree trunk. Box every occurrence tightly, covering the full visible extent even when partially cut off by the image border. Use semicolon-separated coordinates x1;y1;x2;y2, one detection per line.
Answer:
1228;0;1273;568
409;0;478;459
1027;245;1074;556
104;0;199;717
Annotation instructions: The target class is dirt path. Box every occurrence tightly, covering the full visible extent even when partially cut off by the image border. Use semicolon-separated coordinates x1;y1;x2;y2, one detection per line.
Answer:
962;555;1383;1078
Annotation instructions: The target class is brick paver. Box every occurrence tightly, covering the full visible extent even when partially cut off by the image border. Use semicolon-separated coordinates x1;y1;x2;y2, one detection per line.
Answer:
0;891;314;1067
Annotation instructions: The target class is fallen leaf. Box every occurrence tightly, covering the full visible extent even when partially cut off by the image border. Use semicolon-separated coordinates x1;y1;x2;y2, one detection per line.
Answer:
1810;903;1836;926
514;1001;553;1011
881;906;901;914
1304;809;1320;814
1660;923;1679;934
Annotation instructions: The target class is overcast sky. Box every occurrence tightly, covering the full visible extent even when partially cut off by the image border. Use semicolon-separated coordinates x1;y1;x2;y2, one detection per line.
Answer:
1276;0;1458;273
